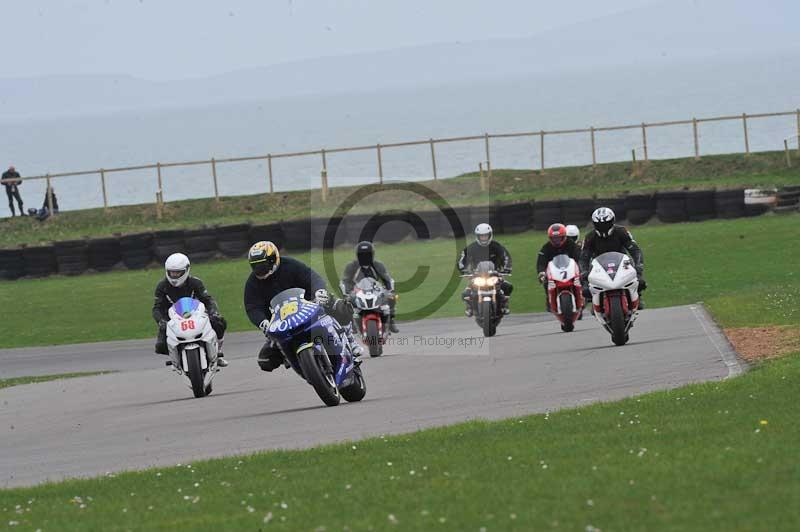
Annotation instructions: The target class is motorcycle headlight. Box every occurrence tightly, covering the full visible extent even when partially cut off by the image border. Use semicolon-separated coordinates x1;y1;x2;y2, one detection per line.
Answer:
473;277;486;287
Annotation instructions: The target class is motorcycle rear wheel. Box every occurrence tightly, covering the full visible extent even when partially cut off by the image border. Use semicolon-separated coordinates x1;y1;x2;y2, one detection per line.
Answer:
185;347;207;398
297;347;341;407
609;297;629;346
481;300;497;337
559;292;575;332
366;319;382;358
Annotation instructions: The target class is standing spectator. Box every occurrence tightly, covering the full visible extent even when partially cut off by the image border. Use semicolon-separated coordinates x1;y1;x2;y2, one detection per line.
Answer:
2;166;24;216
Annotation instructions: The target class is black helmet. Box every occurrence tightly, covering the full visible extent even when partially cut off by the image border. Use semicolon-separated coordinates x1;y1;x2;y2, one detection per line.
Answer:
248;241;280;280
356;241;375;267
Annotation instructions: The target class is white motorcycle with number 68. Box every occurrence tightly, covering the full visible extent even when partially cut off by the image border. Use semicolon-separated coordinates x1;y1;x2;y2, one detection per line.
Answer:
166;297;221;398
587;252;640;346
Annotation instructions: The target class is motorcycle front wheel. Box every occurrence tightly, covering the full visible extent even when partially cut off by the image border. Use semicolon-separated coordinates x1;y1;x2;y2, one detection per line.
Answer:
559;292;575;332
297;347;341;407
366;319;382;358
481;300;497;337
609;297;629;346
185;347;207;398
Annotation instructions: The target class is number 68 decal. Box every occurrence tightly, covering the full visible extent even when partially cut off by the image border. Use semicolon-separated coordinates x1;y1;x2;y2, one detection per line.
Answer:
181;320;196;331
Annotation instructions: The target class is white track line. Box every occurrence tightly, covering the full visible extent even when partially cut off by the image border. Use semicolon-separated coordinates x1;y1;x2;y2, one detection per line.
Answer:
690;304;746;379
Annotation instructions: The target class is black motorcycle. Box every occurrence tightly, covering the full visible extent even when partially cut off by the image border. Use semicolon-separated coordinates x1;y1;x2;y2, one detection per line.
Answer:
463;261;509;337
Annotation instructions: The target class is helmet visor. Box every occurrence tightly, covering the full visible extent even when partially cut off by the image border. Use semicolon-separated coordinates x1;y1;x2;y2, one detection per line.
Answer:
477;232;492;245
250;256;277;279
594;220;613;237
167;268;187;280
549;234;566;247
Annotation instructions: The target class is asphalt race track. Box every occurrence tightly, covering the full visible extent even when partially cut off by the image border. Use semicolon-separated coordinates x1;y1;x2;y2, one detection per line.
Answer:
0;305;743;488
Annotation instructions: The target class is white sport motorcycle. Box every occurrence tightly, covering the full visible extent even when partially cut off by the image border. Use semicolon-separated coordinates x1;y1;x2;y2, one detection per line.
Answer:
347;277;392;358
165;297;221;398
587;252;640;346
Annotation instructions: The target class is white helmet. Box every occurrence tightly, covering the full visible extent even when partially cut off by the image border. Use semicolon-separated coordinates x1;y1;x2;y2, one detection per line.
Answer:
566;224;580;242
165;253;191;287
474;223;493;247
591;207;616;238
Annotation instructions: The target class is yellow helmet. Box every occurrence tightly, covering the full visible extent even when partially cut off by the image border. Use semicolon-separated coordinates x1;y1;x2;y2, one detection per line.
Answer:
248;241;280;279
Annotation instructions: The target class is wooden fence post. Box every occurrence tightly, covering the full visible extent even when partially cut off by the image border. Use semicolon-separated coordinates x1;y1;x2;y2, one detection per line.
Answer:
321;169;329;202
376;144;384;184
100;169;109;211
156;162;164;203
267;154;274;194
321;149;327;175
211;158;220;202
540;131;546;172
692;118;700;160
796;109;800;152
156;192;163;219
479;162;487;192
784;139;792;168
46;174;54;216
429;139;437;179
484;133;492;177
742;113;750;155
641;123;649;161
590;127;597;168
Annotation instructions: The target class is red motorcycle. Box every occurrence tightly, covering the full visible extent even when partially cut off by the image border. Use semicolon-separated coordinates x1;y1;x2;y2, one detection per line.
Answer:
546;254;584;332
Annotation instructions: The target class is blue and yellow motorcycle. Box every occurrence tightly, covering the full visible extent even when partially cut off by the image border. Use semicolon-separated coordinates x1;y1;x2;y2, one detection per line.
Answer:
266;288;366;406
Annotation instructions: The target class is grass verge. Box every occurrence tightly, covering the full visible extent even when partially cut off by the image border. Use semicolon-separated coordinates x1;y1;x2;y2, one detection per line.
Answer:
1;213;798;349
0;150;796;248
1;354;797;531
0;372;111;390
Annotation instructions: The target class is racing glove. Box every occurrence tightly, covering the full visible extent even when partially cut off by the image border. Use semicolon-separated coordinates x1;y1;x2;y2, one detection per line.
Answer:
314;288;331;307
538;272;547;285
258;319;270;336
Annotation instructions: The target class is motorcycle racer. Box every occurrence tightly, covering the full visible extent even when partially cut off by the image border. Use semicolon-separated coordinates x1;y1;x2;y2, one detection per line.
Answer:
536;223;581;311
579;207;646;303
152;253;229;367
457;223;513;316
565;224;581;247
244;241;361;372
340;241;399;333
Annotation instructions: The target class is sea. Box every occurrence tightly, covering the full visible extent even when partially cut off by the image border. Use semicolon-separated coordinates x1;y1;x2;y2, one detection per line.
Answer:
1;54;798;215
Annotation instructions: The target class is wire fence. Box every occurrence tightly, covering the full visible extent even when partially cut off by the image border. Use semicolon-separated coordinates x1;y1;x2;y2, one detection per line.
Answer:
3;109;799;214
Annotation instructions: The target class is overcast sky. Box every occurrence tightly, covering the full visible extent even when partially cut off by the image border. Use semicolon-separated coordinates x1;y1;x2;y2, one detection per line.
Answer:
0;0;662;80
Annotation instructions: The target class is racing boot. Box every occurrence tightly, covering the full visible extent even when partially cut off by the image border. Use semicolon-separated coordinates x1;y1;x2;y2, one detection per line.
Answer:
501;295;511;315
154;341;168;355
637;278;647;309
216;339;229;368
154;324;168;355
257;341;285;372
389;315;399;333
344;324;363;357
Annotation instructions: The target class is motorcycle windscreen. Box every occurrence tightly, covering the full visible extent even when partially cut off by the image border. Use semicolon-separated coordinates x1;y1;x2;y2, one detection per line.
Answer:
475;260;495;274
172;297;201;319
355;277;380;291
551;254;572;269
594;252;627;280
269;288;307;310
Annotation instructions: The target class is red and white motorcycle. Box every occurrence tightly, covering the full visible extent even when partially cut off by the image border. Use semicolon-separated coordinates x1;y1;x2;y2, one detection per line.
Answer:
546;254;584;332
587;252;640;346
